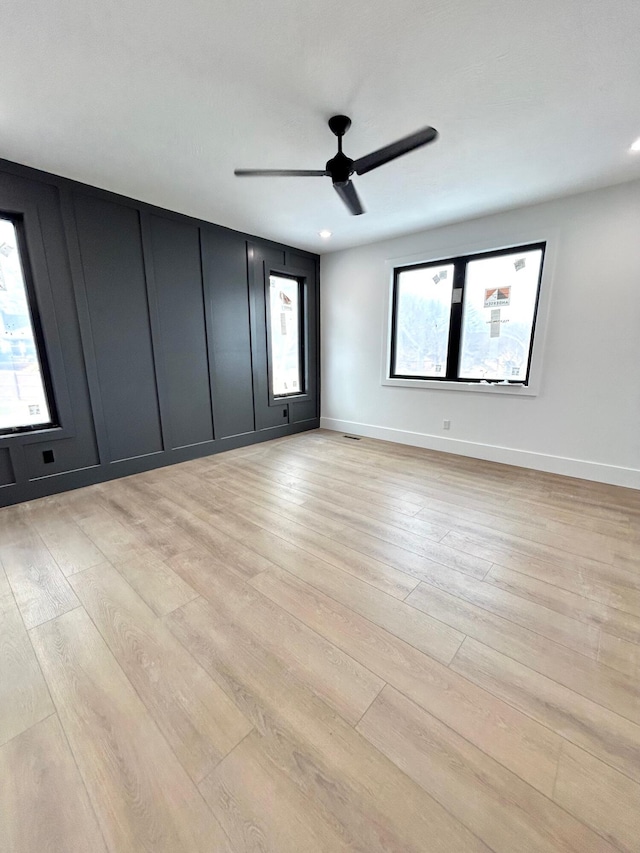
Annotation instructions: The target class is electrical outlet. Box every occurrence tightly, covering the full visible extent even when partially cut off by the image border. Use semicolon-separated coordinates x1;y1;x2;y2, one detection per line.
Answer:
443;419;451;430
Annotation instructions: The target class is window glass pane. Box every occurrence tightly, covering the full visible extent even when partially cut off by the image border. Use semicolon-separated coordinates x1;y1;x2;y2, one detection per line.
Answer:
393;264;454;377
0;217;54;432
269;274;302;397
459;248;543;381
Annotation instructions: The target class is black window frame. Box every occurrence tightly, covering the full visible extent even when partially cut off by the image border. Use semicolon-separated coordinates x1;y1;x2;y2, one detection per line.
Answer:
265;270;307;400
389;241;546;386
0;212;59;436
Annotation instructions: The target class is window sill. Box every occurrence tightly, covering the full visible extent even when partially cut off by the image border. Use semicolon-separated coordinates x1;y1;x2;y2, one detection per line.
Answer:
381;377;538;396
0;424;74;447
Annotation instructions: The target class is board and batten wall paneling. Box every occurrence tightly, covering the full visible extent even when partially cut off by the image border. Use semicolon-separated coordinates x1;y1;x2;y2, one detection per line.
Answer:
0;171;101;493
16;178;101;481
146;214;214;450
0;157;319;507
201;227;256;439
73;194;165;463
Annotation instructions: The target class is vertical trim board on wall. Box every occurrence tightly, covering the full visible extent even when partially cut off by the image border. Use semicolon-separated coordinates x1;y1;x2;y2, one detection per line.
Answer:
145;214;214;450
72;194;165;463
200;228;256;439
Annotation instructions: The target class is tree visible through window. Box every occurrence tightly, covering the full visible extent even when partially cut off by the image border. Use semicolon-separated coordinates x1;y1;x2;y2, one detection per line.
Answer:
392;264;454;377
0;215;56;433
390;243;545;385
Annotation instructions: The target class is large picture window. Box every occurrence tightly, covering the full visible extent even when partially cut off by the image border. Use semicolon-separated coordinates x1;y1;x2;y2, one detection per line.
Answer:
0;215;57;434
390;243;545;385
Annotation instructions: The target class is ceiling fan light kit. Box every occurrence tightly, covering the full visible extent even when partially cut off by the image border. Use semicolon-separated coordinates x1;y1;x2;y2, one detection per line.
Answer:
235;115;439;216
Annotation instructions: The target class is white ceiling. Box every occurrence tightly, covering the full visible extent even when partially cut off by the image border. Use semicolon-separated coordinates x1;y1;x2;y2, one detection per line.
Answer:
3;0;640;253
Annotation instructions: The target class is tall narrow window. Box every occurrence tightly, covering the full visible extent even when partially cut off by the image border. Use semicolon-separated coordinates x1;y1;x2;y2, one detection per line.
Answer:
0;215;56;433
268;274;303;397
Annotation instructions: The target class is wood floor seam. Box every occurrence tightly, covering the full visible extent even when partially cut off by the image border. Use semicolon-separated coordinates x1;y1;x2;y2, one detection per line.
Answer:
23;603;85;633
551;741;563;801
46;709;112;853
196;725;256;788
449;638;640;789
68;599;206;779
442;629;640;786
486;560;640;624
30;606;236;852
0;572;57;747
408;574;604;664
482;561;495;580
0;711;56;750
248;564;464;668
446;632;469;670
418;584;640;723
69;579;254;788
356;686;623;853
351;680;388;729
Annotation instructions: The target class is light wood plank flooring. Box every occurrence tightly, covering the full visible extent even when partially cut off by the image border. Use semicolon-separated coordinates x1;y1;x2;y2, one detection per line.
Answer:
1;428;639;852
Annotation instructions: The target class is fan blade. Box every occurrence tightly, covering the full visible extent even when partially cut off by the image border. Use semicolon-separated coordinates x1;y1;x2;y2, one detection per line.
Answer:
234;169;328;177
334;180;365;216
353;126;438;175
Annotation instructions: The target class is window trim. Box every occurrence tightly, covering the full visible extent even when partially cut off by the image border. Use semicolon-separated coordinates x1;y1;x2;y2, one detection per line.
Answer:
382;234;557;397
0;211;60;436
389;258;460;382
0;195;75;448
265;266;310;405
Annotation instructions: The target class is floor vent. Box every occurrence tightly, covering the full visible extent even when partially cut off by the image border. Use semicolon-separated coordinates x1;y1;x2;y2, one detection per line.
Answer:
343;435;362;440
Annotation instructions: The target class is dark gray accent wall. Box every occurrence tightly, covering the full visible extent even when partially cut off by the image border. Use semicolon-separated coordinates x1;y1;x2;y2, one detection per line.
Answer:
0;158;320;507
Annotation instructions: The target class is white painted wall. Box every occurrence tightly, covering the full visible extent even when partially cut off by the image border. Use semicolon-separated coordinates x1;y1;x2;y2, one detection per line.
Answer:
320;180;640;488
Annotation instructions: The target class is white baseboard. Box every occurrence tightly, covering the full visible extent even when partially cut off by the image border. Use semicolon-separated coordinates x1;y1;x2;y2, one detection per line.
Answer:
320;417;640;490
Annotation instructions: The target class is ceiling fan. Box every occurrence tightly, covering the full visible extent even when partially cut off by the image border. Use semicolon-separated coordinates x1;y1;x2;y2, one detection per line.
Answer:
234;115;438;216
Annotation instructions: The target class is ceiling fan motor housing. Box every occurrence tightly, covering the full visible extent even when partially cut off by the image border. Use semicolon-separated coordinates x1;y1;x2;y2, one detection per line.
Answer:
326;151;354;185
327;115;354;185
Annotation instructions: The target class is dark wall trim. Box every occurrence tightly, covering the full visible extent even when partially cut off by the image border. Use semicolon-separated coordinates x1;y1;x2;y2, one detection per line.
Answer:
0;158;320;507
0;157;318;263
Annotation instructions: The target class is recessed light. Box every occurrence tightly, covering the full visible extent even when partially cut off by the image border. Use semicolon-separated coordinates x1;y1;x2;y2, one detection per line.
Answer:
318;230;332;239
630;137;640;152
